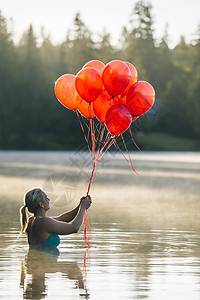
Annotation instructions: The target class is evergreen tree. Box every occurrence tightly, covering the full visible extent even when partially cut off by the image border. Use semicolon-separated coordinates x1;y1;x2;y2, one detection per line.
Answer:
0;11;18;148
63;13;95;74
128;0;157;82
186;24;200;138
95;30;116;63
0;9;200;150
39;28;60;79
16;25;47;148
172;36;190;72
156;25;174;94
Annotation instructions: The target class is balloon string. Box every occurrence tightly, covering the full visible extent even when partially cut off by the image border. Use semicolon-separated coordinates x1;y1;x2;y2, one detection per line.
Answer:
121;134;139;175
90;118;96;160
97;136;115;162
83;210;91;247
83;123;109;247
129;127;141;151
86;160;96;197
76;112;93;247
83;159;96;247
76;111;93;159
80;121;113;247
82;248;90;291
113;138;129;162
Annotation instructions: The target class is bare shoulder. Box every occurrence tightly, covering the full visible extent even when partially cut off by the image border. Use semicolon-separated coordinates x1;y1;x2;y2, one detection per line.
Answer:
36;216;77;235
37;216;57;227
38;216;67;234
30;216;56;231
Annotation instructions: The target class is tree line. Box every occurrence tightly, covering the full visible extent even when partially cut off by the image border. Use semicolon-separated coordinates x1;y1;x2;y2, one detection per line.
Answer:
0;0;200;150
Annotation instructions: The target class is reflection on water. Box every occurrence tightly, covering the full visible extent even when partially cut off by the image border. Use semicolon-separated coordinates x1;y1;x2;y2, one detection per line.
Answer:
20;248;85;299
1;222;200;299
0;151;200;299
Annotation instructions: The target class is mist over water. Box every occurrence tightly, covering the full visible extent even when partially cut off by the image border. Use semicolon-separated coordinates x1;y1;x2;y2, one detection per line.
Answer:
0;151;200;299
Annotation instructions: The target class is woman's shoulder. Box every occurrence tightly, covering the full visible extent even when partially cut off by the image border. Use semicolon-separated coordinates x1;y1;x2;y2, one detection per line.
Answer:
34;216;58;229
30;216;66;235
28;216;51;232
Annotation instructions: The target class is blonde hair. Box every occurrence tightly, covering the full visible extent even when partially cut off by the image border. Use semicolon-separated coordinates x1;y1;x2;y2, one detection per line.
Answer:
19;188;43;234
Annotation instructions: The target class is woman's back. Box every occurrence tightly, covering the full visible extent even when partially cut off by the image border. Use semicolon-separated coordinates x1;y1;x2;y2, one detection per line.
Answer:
26;217;52;246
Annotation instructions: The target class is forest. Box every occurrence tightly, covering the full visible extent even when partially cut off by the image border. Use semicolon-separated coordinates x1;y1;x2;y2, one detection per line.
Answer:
0;0;200;151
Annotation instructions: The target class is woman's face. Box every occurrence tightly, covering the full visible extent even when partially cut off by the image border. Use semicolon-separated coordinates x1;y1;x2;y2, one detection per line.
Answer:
41;191;50;211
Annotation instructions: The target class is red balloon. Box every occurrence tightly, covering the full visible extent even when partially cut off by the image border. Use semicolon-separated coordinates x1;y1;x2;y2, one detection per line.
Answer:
54;74;80;110
118;95;127;105
78;100;95;119
132;116;138;122
121;62;138;96
126;81;155;117
93;90;119;123
102;60;131;97
75;67;103;103
105;104;132;135
83;60;105;75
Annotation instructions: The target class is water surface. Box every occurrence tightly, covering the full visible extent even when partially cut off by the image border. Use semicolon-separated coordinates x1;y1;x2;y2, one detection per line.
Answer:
0;151;200;299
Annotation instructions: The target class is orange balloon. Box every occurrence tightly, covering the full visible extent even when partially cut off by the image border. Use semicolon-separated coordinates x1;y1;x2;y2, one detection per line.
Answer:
54;74;80;110
126;81;155;117
83;60;105;75
75;67;103;103
78;99;95;119
102;60;131;97
93;90;119;123
121;62;138;96
105;104;132;135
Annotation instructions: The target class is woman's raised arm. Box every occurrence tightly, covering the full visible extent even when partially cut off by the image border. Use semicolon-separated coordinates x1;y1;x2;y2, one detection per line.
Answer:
53;204;80;222
43;196;92;235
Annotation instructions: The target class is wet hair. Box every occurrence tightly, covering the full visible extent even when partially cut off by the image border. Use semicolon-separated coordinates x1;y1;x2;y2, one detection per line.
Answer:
19;188;43;234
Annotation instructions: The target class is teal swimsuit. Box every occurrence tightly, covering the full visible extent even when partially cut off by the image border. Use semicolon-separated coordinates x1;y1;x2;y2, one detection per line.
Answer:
30;234;60;249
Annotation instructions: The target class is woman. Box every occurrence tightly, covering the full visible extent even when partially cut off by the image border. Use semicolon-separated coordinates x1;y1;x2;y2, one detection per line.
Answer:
20;188;92;249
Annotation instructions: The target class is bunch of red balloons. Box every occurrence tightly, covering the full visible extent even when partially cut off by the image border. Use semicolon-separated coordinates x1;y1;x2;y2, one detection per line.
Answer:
55;60;155;136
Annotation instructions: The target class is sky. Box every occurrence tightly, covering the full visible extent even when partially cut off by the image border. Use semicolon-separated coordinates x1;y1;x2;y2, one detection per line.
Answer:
0;0;200;48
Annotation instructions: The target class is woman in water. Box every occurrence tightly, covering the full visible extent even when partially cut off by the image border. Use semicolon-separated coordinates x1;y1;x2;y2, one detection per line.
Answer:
19;188;92;249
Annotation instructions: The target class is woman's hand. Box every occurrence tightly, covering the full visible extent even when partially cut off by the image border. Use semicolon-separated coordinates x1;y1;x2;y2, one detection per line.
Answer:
80;195;92;210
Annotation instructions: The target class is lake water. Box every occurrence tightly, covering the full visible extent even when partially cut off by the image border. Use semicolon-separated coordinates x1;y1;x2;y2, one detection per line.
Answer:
0;151;200;299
